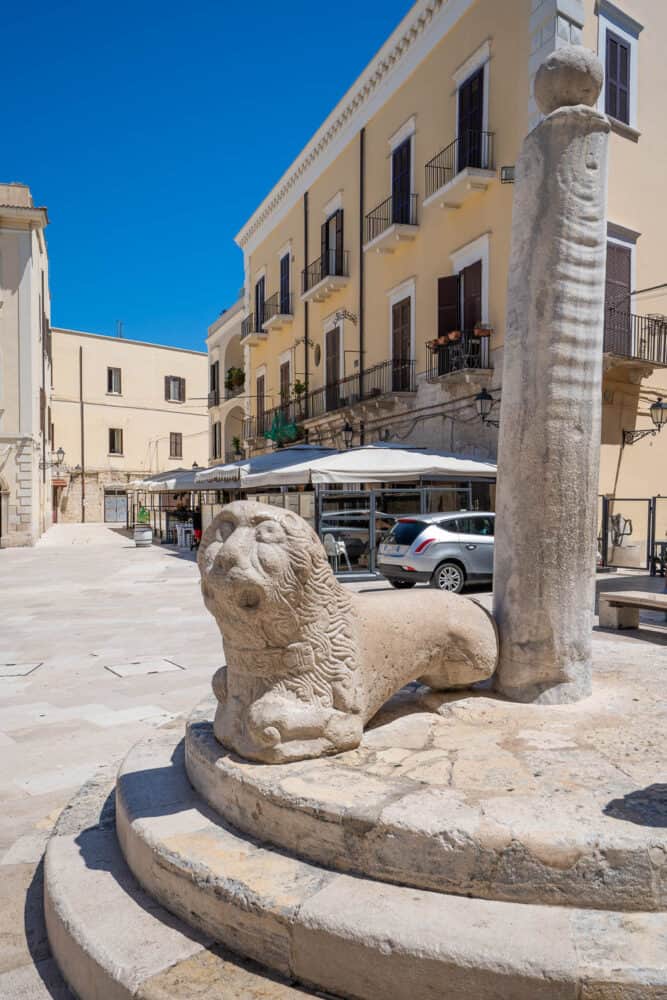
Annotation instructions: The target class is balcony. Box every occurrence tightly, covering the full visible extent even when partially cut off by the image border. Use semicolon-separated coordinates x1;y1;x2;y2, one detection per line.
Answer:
224;383;245;401
363;194;418;254
240;312;267;346
243;399;306;444
423;130;495;210
262;291;294;331
426;331;491;381
207;389;219;408
301;251;350;303
307;359;416;420
604;309;667;378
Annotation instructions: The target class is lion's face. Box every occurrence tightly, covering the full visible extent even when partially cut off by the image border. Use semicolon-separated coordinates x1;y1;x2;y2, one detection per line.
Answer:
198;501;322;649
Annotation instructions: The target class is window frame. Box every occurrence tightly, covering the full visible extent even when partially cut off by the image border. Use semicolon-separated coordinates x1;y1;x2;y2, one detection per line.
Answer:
107;366;122;395
165;375;186;403
108;427;123;456
597;5;641;132
169;431;183;459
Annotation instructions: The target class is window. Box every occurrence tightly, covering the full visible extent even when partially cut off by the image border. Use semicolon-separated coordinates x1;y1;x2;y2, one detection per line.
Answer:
391;138;412;224
170;432;183;459
212;421;221;460
256;374;266;433
391;297;412;391
386;520;427;546
454;515;494;536
107;366;122;394
605;30;630;124
255;276;265;330
109;428;123;455
279;253;291;314
321;210;344;277
458;68;485;169
164;375;186;402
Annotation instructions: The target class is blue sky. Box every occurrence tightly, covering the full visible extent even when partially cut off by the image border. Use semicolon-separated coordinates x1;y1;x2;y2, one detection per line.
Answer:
6;1;409;351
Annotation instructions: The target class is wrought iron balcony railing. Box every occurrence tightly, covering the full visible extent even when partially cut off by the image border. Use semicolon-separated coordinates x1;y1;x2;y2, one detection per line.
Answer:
364;194;418;245
301;250;350;295
207;389;220;408
604;309;667;366
425;130;495;199
241;313;265;338
264;291;293;322
426;331;491;380
224;382;245;400
308;359;416;420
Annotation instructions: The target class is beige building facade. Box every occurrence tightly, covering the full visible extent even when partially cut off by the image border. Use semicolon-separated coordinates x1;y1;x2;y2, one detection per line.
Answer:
51;329;208;523
206;296;246;466
233;0;666;548
0;184;53;547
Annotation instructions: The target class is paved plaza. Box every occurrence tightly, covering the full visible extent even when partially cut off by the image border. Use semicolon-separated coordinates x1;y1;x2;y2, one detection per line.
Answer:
0;524;665;997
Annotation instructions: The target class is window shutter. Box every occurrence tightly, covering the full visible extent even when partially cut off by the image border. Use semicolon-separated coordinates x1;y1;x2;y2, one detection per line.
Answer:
179;377;186;402
606;31;630;124
321;221;328;277
107;368;112;393
164;375;169;401
335;209;344;275
437;275;461;337
462;260;482;330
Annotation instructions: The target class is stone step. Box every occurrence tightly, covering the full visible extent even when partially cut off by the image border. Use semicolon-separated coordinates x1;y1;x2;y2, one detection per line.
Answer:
117;720;667;1000
44;765;326;1000
185;694;666;912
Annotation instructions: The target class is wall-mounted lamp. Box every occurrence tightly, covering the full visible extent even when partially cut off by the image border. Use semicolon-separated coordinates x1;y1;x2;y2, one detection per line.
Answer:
623;397;667;445
40;447;65;469
474;389;500;429
342;420;355;449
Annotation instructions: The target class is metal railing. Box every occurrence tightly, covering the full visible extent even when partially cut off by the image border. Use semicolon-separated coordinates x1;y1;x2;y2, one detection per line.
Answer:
301;250;350;295
426;331;491;380
241;313;265;338
308;359;416;419
364;194;418;244
425;130;495;199
264;291;293;322
604;309;667;366
243;399;307;442
207;389;219;407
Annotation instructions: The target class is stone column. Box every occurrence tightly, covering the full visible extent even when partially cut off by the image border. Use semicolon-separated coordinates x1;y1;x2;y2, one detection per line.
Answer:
493;47;609;704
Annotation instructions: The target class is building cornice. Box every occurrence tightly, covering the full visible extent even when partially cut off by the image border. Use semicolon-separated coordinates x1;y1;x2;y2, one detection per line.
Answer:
235;0;474;256
52;328;207;357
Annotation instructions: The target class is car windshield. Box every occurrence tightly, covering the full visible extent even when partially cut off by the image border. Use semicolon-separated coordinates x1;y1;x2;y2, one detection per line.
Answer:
385;520;427;546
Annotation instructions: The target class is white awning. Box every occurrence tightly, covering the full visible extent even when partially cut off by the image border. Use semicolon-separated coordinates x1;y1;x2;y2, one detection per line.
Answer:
194;444;338;485
240;444;496;488
129;468;204;492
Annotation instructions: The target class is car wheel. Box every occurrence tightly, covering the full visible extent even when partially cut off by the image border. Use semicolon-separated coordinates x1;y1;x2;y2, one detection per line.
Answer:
431;562;465;593
389;579;417;589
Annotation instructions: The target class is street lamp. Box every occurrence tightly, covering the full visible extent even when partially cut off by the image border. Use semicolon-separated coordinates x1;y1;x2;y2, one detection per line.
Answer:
55;446;65;466
474;389;500;429
40;447;65;470
624;397;667;444
342;420;354;449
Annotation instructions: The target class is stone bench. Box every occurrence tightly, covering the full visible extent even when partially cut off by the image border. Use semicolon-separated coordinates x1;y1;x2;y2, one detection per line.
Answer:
598;589;667;629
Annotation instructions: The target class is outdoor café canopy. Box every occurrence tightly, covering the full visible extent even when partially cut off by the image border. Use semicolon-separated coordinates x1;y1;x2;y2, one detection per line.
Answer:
238;443;497;488
194;444;338;487
129;468;203;492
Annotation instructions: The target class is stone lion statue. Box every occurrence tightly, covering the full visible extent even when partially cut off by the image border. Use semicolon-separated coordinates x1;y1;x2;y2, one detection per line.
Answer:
198;501;498;763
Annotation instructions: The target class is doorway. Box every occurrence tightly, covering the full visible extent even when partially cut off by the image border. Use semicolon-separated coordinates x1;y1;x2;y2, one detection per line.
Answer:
391;297;412;391
391;137;412;224
104;490;128;523
325;326;341;411
458;68;484;170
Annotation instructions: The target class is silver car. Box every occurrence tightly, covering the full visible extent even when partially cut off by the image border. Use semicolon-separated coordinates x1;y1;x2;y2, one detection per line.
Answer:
377;512;495;592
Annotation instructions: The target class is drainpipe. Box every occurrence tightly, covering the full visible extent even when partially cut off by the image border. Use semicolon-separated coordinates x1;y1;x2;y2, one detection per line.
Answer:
79;345;86;522
304;191;309;418
359;126;365;442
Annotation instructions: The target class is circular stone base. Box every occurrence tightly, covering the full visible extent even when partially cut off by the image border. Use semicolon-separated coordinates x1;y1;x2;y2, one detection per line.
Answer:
186;639;667;912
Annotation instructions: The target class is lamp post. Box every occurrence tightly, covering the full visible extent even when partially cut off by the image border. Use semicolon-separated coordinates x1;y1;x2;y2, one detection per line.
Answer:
474;388;500;428
623;397;667;444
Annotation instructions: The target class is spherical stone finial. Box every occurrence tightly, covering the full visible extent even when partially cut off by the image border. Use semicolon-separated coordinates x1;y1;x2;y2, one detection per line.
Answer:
534;45;603;115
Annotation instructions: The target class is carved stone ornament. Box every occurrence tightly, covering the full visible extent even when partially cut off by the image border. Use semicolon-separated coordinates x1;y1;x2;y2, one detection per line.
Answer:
198;501;498;763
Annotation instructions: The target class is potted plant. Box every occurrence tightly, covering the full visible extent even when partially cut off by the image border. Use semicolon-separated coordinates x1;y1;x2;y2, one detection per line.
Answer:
293;379;307;416
225;367;245;394
134;505;153;548
232;435;243;460
473;322;493;337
